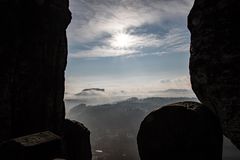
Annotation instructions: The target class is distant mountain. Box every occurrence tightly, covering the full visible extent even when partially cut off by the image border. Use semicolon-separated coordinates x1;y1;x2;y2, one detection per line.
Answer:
64;88;196;112
163;89;191;93
83;88;105;92
75;88;105;96
68;97;240;160
64;89;129;111
149;89;195;97
68;97;197;160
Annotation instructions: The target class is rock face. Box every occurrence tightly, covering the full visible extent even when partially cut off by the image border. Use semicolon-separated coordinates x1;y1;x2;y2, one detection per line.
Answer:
0;1;93;159
0;0;71;141
188;0;240;149
137;102;223;160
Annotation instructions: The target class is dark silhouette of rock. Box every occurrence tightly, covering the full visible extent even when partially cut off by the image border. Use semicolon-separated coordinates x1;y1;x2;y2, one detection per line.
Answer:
188;0;240;149
0;131;62;160
0;1;93;159
0;0;71;141
62;119;92;160
137;102;223;160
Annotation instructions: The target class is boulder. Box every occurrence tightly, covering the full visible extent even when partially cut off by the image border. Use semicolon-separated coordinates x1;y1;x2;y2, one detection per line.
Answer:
188;0;240;149
137;102;223;160
62;119;92;160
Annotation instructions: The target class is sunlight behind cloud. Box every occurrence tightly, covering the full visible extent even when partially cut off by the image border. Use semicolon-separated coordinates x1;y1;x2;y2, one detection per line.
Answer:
67;0;194;58
65;0;195;99
111;32;133;49
69;28;189;58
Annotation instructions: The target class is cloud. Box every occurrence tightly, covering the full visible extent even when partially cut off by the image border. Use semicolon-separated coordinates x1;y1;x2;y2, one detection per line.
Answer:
69;46;138;58
67;0;193;58
64;86;196;112
64;88;131;111
64;74;196;111
65;75;193;97
68;0;192;42
158;76;192;89
69;28;189;58
148;88;195;97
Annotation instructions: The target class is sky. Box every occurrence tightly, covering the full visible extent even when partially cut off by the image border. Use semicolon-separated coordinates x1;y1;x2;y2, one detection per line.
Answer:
65;0;195;99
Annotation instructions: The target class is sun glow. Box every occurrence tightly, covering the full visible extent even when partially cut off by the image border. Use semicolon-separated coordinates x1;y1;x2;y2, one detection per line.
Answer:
111;32;133;48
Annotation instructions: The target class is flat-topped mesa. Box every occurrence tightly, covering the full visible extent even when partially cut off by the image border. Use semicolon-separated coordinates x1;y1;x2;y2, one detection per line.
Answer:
0;0;71;141
188;0;240;149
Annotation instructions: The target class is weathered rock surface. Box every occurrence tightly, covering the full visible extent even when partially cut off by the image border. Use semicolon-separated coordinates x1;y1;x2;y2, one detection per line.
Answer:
0;0;71;141
137;102;223;160
188;0;240;149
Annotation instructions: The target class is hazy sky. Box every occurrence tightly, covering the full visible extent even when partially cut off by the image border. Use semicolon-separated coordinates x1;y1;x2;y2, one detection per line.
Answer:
65;0;195;96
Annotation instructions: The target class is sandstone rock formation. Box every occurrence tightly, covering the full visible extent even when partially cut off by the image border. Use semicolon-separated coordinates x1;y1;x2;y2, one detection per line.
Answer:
188;0;240;149
0;2;93;159
137;102;223;160
0;0;71;141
